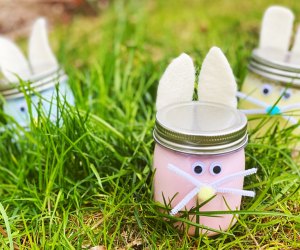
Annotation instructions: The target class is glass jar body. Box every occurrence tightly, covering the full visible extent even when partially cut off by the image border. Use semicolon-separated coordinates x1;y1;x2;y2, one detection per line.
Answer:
153;143;245;236
3;77;74;127
240;71;300;140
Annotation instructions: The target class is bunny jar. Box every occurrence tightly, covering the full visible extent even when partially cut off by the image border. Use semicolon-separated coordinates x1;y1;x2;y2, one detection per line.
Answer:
153;47;257;236
0;18;74;128
238;6;300;138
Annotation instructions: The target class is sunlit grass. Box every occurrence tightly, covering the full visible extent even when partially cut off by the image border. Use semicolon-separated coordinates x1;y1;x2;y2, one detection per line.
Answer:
0;0;299;249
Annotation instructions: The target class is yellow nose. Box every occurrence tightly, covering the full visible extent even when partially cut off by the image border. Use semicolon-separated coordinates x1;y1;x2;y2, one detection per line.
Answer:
197;186;216;201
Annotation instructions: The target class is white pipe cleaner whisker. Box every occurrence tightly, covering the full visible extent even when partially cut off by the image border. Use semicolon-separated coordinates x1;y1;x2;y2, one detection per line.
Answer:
168;164;204;187
282;115;298;125
211;168;257;187
217;187;255;197
239;109;267;115
168;166;257;216
236;91;269;108
281;103;300;112
237;91;299;124
168;164;206;216
169;187;199;216
237;91;280;115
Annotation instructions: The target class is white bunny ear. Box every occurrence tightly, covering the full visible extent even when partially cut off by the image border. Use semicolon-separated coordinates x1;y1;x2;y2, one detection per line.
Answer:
0;37;31;83
28;17;58;75
289;26;300;64
291;26;300;54
198;47;237;108
156;53;195;111
259;6;294;51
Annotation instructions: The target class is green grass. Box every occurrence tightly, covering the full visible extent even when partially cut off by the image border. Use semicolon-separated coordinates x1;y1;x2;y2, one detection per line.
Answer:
0;0;300;248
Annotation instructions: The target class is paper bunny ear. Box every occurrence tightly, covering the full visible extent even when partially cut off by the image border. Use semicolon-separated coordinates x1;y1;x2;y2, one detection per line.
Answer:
156;53;195;111
198;47;237;108
0;37;31;83
259;6;294;51
292;26;300;54
28;18;58;75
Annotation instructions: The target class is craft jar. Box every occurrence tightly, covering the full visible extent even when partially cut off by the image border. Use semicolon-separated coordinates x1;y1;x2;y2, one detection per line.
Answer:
0;68;74;128
238;49;300;137
153;101;256;236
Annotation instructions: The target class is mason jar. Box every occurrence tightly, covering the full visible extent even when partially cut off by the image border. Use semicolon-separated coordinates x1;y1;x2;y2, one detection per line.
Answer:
0;68;74;128
238;48;300;139
153;101;256;236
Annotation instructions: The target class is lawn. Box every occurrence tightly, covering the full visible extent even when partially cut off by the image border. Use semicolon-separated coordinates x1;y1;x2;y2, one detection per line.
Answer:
0;0;300;249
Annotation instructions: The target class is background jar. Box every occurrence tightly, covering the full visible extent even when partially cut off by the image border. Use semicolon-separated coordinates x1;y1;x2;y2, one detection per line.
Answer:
239;49;300;140
0;69;74;127
153;102;248;236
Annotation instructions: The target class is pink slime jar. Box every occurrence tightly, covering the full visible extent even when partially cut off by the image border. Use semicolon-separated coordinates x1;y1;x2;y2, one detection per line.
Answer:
153;101;256;236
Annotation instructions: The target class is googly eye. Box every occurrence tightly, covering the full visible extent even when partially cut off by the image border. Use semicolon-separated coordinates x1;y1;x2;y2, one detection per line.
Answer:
210;163;222;175
261;84;272;96
192;162;205;175
281;89;292;100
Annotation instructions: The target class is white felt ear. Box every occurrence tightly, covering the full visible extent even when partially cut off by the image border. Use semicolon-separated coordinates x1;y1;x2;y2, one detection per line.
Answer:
259;6;294;51
291;26;300;54
198;47;237;108
0;37;31;83
156;53;195;111
28;18;58;75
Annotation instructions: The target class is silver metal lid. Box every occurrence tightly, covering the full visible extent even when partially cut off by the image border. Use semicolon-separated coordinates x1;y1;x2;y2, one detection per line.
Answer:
0;69;66;99
249;48;300;86
153;102;248;155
